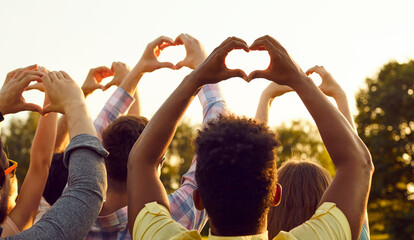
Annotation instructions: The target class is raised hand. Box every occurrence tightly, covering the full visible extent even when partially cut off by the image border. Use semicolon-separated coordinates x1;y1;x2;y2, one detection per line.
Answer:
134;36;176;73
174;34;207;70
82;66;114;96
306;65;342;98
42;71;85;115
262;82;293;99
248;35;307;86
190;36;249;87
103;62;130;90
0;65;43;115
25;66;50;92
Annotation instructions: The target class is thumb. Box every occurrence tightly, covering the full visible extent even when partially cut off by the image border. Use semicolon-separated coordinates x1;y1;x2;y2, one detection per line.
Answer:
20;103;43;114
42;104;58;115
248;70;268;82
175;61;185;70
157;62;176;70
103;81;115;91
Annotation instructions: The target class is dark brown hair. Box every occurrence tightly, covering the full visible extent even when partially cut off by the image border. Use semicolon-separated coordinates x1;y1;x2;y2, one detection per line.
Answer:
0;138;10;223
102;116;148;184
195;115;279;236
267;159;332;238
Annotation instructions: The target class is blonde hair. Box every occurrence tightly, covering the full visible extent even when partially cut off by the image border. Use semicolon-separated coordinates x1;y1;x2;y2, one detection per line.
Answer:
267;159;332;238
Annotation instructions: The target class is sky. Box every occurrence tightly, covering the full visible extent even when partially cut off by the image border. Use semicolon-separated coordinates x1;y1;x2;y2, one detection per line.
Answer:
1;0;414;128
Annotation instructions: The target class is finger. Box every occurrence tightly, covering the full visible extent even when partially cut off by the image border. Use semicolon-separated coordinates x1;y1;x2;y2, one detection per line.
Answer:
25;83;45;92
150;36;175;49
175;61;184;70
42;104;58;115
220;40;250;57
12;64;38;78
226;69;248;81
306;66;323;76
103;80;115;90
19;103;43;113
159;42;174;51
248;70;269;81
60;71;72;80
157;62;176;70
250;38;276;51
56;71;65;79
48;72;59;82
20;75;43;88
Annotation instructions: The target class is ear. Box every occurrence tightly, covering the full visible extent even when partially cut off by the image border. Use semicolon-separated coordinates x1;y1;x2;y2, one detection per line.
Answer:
270;183;282;207
193;188;205;210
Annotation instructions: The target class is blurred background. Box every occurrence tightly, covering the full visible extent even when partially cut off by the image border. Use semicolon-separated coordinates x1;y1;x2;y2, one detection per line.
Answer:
1;0;413;238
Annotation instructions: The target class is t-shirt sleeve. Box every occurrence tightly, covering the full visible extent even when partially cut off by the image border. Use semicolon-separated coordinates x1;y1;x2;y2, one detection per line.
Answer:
0;217;20;238
133;202;202;240
274;202;351;240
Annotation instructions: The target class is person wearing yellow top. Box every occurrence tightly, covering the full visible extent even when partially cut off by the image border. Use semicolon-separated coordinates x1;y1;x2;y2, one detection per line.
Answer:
127;35;374;240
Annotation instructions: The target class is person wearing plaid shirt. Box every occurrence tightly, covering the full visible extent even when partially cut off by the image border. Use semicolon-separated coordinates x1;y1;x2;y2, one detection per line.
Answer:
86;34;219;239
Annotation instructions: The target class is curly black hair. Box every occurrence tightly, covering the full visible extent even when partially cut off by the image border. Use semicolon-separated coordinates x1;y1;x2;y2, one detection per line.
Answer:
102;116;148;184
195;115;279;236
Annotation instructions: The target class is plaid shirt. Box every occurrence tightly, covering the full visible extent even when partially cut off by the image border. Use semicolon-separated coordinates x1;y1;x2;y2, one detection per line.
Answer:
85;84;228;239
94;87;134;140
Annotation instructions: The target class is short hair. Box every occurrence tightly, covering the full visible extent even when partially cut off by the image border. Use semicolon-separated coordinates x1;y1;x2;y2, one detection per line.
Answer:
102;116;148;183
267;159;332;238
195;115;279;236
43;152;68;205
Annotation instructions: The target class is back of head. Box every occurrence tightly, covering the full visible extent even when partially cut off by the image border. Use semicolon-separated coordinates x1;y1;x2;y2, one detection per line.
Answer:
195;115;279;236
267;159;332;238
43;152;68;205
102;116;148;186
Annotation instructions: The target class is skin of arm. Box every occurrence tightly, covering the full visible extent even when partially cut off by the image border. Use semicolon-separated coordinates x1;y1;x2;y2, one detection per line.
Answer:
52;66;115;151
127;36;249;235
127;89;141;116
7;94;58;231
248;35;374;240
306;65;370;237
255;82;292;124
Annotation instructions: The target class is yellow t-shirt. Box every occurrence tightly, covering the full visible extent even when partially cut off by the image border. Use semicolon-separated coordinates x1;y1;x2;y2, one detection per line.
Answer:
133;202;351;240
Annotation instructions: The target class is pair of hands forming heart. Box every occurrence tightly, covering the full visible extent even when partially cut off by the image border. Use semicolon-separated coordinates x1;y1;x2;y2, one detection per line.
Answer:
188;35;308;88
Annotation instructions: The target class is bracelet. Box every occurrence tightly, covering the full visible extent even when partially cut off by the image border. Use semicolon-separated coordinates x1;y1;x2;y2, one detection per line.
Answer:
0;112;4;122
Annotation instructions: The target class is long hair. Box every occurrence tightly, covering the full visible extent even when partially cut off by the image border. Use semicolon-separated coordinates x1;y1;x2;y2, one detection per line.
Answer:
0;138;10;223
267;159;332;238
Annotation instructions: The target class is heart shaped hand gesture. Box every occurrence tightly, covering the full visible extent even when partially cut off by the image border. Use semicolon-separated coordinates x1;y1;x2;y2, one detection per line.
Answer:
248;35;307;86
135;36;176;73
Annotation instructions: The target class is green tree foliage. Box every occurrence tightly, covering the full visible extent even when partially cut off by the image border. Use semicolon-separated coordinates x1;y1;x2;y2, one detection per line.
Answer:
355;61;414;239
274;120;335;176
2;112;40;190
160;119;198;194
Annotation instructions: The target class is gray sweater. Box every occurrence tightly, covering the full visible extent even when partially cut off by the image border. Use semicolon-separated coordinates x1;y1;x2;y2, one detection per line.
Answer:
6;134;108;240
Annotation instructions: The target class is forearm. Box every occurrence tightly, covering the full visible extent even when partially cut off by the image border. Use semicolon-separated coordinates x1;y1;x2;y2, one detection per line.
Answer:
119;67;144;96
255;93;274;125
127;88;141;116
54;115;69;153
333;91;356;131
66;103;97;139
9;135;108;240
31;113;58;167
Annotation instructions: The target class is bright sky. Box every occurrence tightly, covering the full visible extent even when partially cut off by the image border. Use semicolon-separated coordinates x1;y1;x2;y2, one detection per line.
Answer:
1;0;414;128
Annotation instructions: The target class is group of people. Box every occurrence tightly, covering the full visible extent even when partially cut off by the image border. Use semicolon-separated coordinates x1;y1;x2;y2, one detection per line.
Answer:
0;34;374;239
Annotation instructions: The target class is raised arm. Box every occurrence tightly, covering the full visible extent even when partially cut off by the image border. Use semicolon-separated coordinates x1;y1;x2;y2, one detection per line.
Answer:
127;36;249;236
167;34;229;231
248;35;374;240
306;66;356;130
255;82;292;124
9;71;108;239
306;65;370;239
6;93;58;233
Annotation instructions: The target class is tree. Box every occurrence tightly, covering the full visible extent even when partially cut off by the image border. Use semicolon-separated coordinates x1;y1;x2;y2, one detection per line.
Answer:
160;119;198;194
2;112;40;190
355;60;414;239
274;120;335;176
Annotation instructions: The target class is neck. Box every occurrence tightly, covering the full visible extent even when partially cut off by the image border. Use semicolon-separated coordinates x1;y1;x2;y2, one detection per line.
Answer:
209;217;268;237
100;186;127;216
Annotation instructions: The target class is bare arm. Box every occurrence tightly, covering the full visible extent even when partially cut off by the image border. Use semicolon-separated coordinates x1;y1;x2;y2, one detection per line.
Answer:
248;36;374;240
306;65;370;238
127;89;141;116
255;82;292;124
127;36;249;235
8;94;58;231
